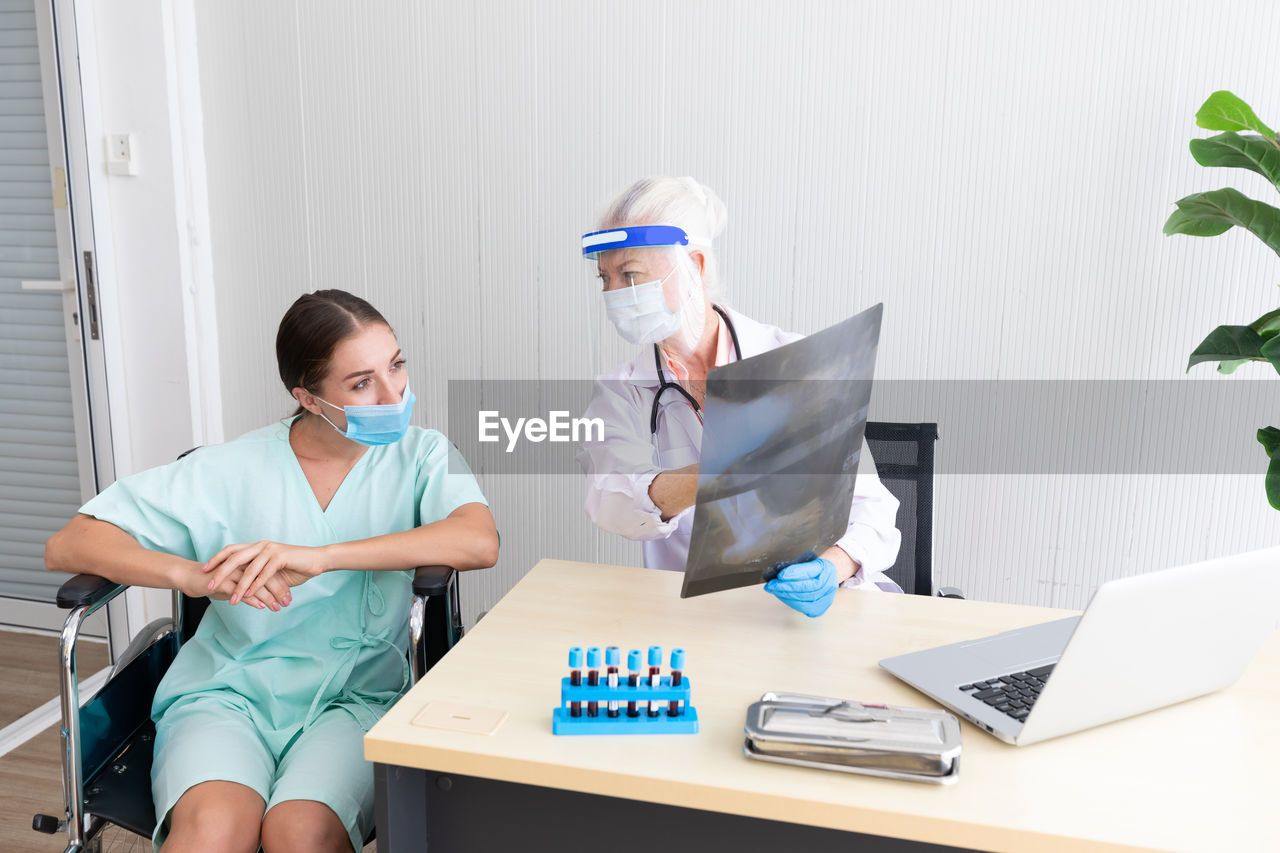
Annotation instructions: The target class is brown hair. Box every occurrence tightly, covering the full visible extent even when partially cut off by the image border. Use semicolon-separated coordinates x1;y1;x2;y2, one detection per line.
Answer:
276;289;391;416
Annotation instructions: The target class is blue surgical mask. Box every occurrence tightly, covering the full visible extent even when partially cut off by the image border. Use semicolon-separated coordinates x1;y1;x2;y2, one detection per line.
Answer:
602;268;682;346
313;385;416;446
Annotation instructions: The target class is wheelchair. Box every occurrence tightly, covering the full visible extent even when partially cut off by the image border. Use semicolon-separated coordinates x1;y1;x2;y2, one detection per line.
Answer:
31;563;463;852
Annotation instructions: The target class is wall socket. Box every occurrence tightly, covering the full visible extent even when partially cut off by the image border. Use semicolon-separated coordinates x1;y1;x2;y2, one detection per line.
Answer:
106;133;138;176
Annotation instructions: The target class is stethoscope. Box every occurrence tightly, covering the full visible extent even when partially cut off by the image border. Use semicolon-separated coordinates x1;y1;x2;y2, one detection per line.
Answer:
649;305;743;435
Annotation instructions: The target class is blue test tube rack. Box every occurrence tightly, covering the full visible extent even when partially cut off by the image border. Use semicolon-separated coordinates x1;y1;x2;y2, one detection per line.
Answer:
553;646;698;735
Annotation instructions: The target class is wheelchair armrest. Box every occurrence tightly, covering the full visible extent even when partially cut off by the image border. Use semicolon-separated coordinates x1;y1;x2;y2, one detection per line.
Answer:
412;565;456;597
56;573;125;610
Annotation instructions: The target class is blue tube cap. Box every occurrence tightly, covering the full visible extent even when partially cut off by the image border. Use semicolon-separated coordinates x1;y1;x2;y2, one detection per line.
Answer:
648;645;662;667
627;649;642;670
671;648;685;670
606;646;620;666
587;646;602;668
568;646;583;668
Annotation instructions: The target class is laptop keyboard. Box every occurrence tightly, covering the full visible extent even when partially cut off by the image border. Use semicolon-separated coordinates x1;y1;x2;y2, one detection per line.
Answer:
958;664;1055;723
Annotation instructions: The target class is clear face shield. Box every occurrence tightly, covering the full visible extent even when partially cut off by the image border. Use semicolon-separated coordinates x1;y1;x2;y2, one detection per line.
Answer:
582;225;710;380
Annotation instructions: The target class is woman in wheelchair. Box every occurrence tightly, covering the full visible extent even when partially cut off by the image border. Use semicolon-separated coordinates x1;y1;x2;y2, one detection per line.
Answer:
45;289;500;853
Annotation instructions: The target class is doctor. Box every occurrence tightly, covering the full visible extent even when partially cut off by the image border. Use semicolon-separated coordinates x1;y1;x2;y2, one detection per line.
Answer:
577;176;902;618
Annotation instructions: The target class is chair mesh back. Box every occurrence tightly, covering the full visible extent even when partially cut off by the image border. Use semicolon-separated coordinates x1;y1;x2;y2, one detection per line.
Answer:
862;422;937;596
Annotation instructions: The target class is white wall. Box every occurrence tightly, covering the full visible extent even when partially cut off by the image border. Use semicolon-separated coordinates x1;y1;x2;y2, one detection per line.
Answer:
191;0;1280;621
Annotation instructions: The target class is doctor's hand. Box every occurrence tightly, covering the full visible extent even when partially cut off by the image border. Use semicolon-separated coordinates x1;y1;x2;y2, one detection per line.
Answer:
202;540;328;607
763;553;839;618
649;463;700;521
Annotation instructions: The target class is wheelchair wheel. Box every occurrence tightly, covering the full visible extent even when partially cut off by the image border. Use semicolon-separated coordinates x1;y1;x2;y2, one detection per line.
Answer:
85;823;148;853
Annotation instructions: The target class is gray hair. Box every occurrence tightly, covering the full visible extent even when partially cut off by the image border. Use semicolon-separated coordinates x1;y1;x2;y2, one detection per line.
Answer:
599;176;728;301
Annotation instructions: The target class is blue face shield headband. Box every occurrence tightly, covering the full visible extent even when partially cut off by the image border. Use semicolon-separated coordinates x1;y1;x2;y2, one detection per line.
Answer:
581;224;689;258
314;385;416;446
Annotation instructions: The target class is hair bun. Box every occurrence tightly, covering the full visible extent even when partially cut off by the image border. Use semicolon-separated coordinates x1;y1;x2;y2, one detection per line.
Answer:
678;176;727;241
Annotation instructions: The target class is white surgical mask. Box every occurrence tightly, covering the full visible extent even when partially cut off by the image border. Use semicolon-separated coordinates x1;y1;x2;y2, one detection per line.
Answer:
602;267;682;346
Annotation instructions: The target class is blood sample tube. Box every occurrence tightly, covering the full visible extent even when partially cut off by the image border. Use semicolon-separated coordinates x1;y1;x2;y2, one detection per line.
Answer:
568;646;583;718
586;646;601;718
626;649;641;717
668;648;685;716
647;645;662;717
605;646;620;718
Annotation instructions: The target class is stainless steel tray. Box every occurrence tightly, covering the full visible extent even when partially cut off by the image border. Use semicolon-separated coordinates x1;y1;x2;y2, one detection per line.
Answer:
743;692;961;784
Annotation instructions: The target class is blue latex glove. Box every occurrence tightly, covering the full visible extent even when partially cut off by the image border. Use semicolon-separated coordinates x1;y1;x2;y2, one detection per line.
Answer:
763;554;838;618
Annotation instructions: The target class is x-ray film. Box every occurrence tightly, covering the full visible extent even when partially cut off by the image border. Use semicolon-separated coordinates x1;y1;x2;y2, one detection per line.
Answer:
680;304;882;598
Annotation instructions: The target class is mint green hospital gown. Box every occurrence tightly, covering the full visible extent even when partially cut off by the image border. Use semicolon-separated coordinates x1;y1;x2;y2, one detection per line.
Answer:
78;419;488;851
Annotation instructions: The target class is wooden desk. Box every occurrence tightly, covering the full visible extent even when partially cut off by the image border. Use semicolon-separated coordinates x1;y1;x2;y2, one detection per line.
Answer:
365;559;1279;852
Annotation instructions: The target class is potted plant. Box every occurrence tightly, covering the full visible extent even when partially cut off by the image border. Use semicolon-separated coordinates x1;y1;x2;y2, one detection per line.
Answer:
1164;90;1280;508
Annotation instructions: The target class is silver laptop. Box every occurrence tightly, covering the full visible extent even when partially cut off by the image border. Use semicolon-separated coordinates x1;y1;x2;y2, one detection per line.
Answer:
879;547;1280;745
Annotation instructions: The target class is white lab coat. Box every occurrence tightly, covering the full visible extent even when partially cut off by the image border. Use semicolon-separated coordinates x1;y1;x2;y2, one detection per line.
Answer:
577;306;902;591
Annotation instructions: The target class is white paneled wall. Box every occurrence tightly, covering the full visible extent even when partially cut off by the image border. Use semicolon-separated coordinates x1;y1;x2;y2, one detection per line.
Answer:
194;0;1280;624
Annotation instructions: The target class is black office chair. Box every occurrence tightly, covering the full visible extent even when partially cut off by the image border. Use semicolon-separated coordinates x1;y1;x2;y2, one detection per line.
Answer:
863;421;961;598
32;565;463;852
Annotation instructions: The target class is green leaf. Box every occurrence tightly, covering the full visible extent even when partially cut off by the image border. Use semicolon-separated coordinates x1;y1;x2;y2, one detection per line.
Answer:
1261;334;1280;375
1217;358;1251;374
1258;427;1280;510
1259;426;1280;457
1187;324;1265;371
1166;188;1280;257
1249;307;1280;336
1196;91;1275;138
1163;207;1232;237
1189;133;1280;188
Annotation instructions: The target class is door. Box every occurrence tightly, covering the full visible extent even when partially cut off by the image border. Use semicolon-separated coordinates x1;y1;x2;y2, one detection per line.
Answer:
0;0;111;641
